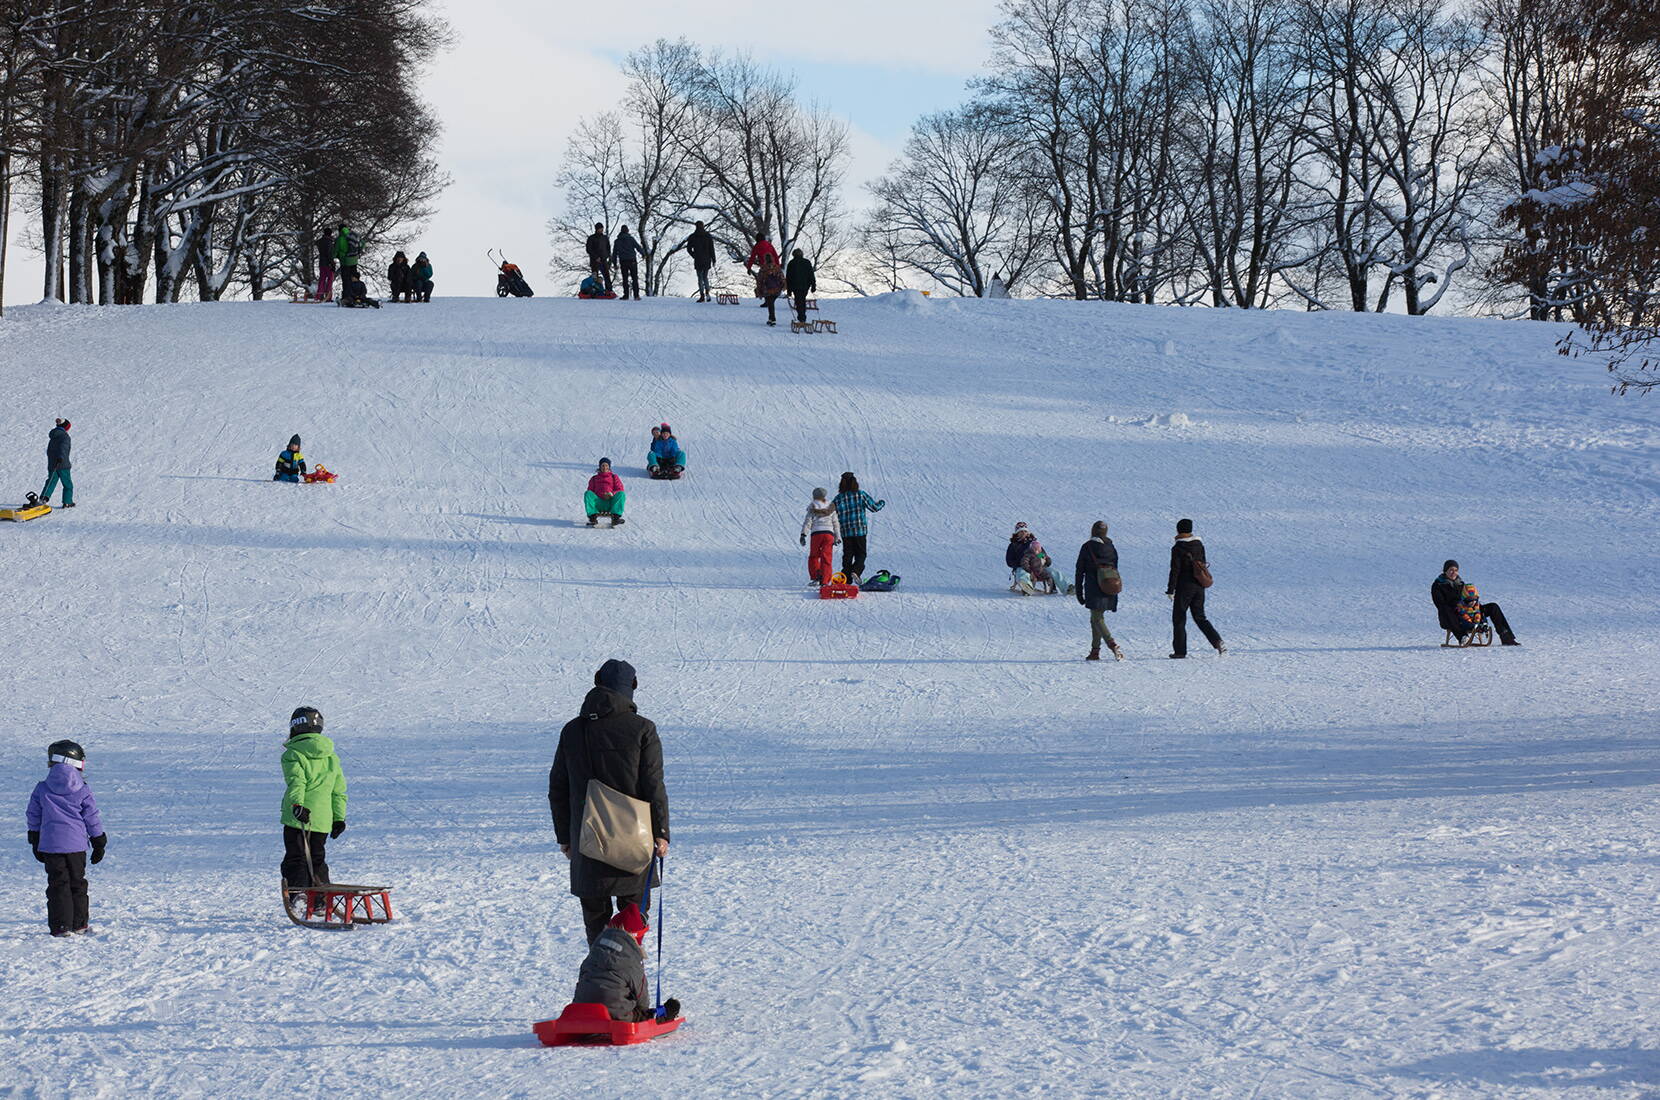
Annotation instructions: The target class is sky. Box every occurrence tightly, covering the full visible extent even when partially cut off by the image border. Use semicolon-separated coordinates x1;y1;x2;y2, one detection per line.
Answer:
2;0;1000;306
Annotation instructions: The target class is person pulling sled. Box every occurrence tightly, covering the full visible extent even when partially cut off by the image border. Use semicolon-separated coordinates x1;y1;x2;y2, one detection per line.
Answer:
280;707;347;921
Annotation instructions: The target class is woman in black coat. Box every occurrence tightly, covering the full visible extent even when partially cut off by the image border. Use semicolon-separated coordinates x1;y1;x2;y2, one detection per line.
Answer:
1074;520;1123;660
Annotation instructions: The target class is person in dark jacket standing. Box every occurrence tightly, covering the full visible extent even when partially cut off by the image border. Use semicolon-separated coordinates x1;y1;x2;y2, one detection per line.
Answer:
1167;518;1224;658
1431;559;1520;645
586;223;613;293
41;418;73;507
785;249;816;322
550;659;670;944
315;232;337;301
1075;520;1124;661
387;251;412;303
613;226;643;300
684;222;717;302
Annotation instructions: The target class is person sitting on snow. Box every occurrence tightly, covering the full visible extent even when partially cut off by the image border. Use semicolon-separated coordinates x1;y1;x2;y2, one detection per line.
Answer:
648;423;685;474
339;270;379;308
1432;559;1519;645
573;902;680;1023
579;273;611;299
274;435;307;482
585;458;626;526
1007;523;1060;594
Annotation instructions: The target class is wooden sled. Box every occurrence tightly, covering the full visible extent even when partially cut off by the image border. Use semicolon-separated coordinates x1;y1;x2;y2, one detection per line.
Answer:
288;289;331;304
282;879;394;930
790;319;815;334
1;503;51;522
1442;623;1493;648
804;297;818;311
812;319;838;334
534;1002;683;1047
715;292;741;305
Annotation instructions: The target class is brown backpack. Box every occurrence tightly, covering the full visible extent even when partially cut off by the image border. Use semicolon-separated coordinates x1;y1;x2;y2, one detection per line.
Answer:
1192;558;1214;589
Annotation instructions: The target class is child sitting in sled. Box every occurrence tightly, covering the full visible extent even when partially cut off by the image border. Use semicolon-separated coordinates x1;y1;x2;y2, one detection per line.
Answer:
648;423;686;474
573;903;680;1023
1006;523;1060;595
274;435;307;482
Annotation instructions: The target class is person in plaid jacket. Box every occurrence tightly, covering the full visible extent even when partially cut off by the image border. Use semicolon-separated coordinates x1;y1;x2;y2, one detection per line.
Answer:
832;472;885;582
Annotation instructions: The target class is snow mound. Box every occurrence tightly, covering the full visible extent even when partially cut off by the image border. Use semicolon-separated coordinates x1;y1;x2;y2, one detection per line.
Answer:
1108;411;1201;428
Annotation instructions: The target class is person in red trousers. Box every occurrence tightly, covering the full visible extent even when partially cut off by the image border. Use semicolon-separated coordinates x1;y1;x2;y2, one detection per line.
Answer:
800;487;841;584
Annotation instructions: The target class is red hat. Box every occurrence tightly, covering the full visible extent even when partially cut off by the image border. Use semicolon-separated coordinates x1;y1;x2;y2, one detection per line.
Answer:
609;903;648;942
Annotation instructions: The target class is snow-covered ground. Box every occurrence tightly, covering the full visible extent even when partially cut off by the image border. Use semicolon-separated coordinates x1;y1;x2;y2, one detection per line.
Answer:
1;293;1657;1098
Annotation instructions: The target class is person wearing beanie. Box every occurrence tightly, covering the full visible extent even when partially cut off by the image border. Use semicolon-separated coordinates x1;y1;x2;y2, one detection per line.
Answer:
647;423;686;476
1432;559;1520;645
549;660;670;944
1166;517;1224;657
1007;524;1060;595
801;487;841;584
1075;521;1125;660
41;418;74;507
279;706;348;915
585;458;626;526
785;248;816;323
274;434;307;483
26;740;106;935
572;902;681;1022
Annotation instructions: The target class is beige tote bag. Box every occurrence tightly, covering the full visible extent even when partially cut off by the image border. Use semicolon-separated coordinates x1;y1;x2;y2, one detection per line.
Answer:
579;778;654;874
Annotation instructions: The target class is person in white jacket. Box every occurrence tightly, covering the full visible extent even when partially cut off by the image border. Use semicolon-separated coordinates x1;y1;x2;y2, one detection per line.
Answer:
800;488;842;585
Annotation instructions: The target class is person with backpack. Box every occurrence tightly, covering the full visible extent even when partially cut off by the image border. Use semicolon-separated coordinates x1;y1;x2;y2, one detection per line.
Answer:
387;251;412;303
1166;518;1224;658
756;257;786;326
586;223;613;294
334;224;360;282
1075;521;1125;661
832;472;885;584
315;231;337;301
1432;560;1520;645
411;252;434;302
549;659;670;944
613;226;643;301
279;707;348;916
41;418;73;507
786;249;816;323
800;487;841;585
684;222;717;302
26;740;107;936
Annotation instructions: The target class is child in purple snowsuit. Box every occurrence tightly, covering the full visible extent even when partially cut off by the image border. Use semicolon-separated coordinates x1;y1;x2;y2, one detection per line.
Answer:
26;741;107;936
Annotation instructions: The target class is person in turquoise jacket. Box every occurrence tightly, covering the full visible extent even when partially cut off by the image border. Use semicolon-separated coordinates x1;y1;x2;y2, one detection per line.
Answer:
280;706;347;904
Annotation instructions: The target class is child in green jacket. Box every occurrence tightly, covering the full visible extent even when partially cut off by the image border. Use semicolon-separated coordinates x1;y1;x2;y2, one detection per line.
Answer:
280;706;347;910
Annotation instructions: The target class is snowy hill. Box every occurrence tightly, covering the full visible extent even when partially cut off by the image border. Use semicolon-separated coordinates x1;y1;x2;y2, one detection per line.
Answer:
1;294;1657;1097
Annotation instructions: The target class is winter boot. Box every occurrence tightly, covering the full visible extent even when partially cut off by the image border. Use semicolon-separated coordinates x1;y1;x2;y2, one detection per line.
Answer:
612;516;626;526
1111;645;1125;661
1086;647;1100;661
587;516;598;527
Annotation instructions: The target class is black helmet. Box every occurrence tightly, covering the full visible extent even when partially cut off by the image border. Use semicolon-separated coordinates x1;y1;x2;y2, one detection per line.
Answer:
47;740;86;766
289;707;323;736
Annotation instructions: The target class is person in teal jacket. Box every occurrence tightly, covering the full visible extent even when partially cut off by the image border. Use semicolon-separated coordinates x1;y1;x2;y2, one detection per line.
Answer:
280;706;347;904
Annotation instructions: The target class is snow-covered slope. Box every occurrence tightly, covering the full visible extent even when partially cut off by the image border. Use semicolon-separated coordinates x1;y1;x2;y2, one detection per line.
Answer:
1;294;1657;1098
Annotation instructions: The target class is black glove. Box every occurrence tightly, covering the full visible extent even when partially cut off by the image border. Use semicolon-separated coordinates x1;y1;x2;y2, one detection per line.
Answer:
330;820;346;839
28;830;45;863
89;834;107;865
292;804;311;825
660;998;681;1022
799;533;806;546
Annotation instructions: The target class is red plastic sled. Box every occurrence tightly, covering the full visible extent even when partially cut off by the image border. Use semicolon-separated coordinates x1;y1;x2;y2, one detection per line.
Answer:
533;1002;684;1046
303;465;338;484
819;582;860;600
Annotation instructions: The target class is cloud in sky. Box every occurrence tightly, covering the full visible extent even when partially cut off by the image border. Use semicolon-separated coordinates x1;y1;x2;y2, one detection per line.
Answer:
2;0;1001;304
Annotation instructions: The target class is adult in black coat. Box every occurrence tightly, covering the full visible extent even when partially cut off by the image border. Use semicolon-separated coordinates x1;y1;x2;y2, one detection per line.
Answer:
684;222;717;302
1431;559;1519;645
1166;518;1224;658
549;659;671;943
613;226;643;300
1074;520;1122;660
386;251;411;303
585;224;613;293
785;249;816;322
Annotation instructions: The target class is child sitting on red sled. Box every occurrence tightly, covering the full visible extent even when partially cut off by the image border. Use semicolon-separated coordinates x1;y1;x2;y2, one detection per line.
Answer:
573;903;680;1023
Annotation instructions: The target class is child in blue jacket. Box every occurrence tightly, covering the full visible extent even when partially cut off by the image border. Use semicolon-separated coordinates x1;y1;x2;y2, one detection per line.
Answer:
26;740;107;936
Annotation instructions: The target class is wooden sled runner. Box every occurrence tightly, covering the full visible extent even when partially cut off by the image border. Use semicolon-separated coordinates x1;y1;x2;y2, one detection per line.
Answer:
1442;623;1493;648
288;289;332;304
790;318;838;334
534;1003;683;1047
282;879;394;930
715;292;741;305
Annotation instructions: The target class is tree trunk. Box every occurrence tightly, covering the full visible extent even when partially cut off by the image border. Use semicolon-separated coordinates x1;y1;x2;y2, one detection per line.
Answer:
40;156;65;301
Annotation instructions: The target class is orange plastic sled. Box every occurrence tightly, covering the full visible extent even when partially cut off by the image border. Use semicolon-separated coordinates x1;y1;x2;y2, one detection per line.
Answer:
533;1002;684;1046
303;465;338;483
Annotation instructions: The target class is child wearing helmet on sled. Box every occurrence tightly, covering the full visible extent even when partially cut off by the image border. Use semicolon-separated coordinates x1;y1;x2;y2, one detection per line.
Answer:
647;424;686;475
280;707;348;914
26;741;108;936
573;902;681;1023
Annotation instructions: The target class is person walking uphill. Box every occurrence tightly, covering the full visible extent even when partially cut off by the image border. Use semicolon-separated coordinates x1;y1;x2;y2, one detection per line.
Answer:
756;258;786;327
786;249;816;323
549;659;671;944
279;706;347;911
684;222;717;302
1167;518;1224;658
832;472;885;584
26;740;107;936
613;226;643;301
1075;521;1125;661
800;487;841;585
41;418;73;507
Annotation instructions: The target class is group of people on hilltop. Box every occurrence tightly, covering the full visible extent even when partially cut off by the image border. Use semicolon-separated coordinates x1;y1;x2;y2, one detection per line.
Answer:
579;221;818;324
313;223;432;306
742;230;815;327
585;223;644;301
